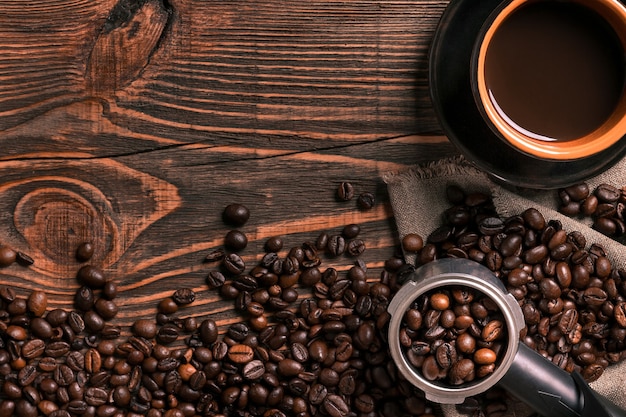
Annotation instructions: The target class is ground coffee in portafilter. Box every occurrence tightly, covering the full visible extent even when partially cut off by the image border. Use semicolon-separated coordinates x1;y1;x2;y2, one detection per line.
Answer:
484;1;624;140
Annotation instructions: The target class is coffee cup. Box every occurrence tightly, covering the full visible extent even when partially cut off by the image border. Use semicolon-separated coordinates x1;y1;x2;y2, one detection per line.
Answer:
472;0;626;160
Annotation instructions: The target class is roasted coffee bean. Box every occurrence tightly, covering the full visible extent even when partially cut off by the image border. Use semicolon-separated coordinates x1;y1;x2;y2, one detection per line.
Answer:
83;310;105;333
264;236;283;253
346;239;366;256
77;265;106;288
65;311;84;335
435;342;457;369
356;192;375;210
54;364;75;386
0;246;16;267
132;319;157;339
596;183;621;203
448;358;475;385
562;183;590;201
74;286;95;311
614;302;626;327
402;233;424;253
222;203;250;226
223;253;246;275
341;224;360;239
228;344;254;363
67;400;88;415
594;216;617;235
112;385;131;407
157;324;180;344
323;394;350;417
224;230;248;251
478;216;505;235
474;348;497;365
204;248;226;263
539;278;561;299
84;348;102;373
21;339;46;359
94;298;118;320
172;288;196;305
45;341;71;358
199;319;218;345
76;242;95;262
582;363;604;382
326;235;346;257
583;287;608;306
65;350;85;371
26;290;47;317
29;317;54;339
242;360;265;380
45;307;68;326
336;182;354;201
17;364;38;386
164;370;183;394
206;271;226;289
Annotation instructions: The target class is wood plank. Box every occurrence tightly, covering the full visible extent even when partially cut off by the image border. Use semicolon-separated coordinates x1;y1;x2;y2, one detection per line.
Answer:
0;0;456;339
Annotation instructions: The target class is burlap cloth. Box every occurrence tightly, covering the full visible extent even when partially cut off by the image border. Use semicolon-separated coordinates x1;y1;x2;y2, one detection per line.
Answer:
383;155;626;417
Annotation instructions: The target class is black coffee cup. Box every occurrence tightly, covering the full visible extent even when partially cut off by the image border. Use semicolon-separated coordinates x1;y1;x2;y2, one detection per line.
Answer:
472;0;626;160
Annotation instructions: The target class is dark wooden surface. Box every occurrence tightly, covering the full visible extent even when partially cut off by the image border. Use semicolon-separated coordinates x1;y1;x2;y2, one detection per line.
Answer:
0;0;457;329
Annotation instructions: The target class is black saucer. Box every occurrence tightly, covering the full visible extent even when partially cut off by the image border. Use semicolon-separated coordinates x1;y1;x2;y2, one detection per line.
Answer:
429;0;626;189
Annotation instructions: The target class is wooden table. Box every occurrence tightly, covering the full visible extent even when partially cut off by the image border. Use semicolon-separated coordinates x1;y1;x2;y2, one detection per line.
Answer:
0;0;457;330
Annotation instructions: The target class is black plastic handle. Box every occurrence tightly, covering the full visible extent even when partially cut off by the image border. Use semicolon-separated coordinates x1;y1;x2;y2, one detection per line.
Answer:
498;342;626;417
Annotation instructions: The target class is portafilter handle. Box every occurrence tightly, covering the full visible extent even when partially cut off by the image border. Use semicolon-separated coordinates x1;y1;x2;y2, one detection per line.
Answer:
499;342;626;417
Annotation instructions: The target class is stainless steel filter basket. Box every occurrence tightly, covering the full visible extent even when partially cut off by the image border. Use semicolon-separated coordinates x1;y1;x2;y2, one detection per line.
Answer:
387;258;524;404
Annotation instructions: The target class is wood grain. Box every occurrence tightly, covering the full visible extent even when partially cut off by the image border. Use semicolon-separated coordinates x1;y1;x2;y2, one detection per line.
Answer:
0;0;456;330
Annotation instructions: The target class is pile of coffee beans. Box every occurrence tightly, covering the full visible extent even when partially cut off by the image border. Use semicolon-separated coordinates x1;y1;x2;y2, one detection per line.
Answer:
558;182;626;241
399;286;507;386
0;196;438;417
3;180;626;417
412;185;626;385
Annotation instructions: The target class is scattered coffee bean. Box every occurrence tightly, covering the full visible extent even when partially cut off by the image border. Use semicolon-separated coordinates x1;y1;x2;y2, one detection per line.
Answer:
327;235;346;257
203;248;225;263
342;224;360;239
16;251;34;266
76;242;95;262
357;191;376;210
265;236;284;252
402;233;424;253
224;229;248;251
172;288;196;305
0;246;17;267
223;252;246;275
336;182;355;201
222;203;250;226
27;290;47;317
77;265;106;288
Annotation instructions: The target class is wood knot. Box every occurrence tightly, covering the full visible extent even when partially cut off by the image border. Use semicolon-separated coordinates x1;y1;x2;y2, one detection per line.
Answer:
86;0;172;96
3;158;180;276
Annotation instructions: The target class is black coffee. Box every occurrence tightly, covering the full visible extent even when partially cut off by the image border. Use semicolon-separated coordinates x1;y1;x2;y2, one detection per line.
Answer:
484;1;624;141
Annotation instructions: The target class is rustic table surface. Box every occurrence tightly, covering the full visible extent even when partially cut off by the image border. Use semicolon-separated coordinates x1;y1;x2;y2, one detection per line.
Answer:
0;0;457;330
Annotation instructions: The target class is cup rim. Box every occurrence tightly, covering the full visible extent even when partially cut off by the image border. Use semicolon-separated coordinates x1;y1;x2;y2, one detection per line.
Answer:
472;0;626;161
